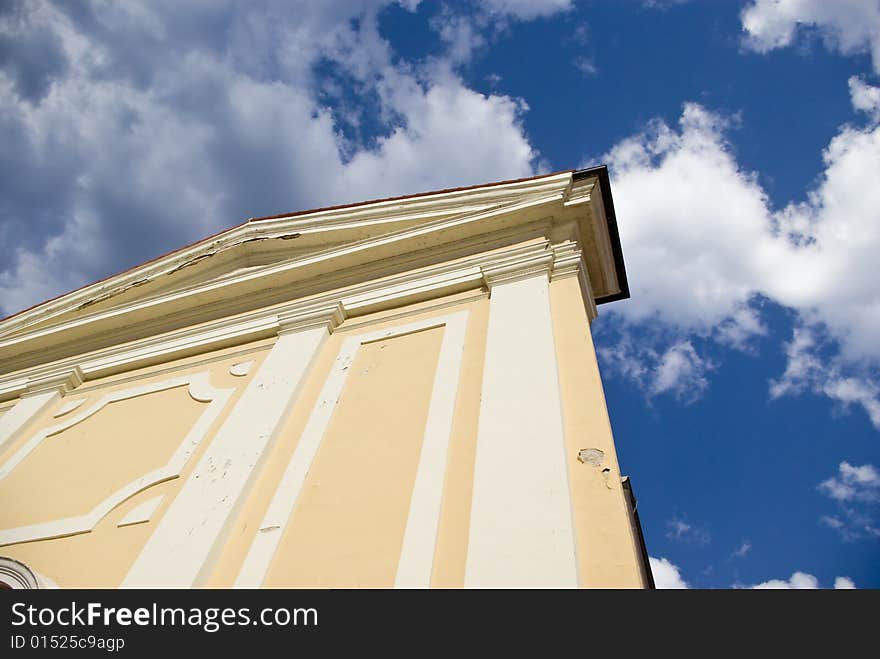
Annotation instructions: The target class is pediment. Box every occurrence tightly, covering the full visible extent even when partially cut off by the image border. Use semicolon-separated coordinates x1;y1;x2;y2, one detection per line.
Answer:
0;169;628;384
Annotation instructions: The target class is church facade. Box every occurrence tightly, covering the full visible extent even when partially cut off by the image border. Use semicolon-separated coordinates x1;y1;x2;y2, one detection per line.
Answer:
0;167;652;588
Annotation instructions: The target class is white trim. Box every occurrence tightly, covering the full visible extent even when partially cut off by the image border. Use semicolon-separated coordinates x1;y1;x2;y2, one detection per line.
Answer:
229;361;254;377
464;274;578;588
0;372;233;547
0;556;40;589
117;495;164;527
0;391;59;456
122;311;338;588
235;311;469;588
0;172;575;342
0;230;594;403
54;397;87;417
395;312;468;587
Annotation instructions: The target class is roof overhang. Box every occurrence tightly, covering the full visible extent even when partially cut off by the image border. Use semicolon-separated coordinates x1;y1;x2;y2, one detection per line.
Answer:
0;167;628;389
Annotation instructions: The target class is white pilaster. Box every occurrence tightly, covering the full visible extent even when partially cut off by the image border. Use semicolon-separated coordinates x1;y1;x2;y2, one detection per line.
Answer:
464;271;578;587
122;305;342;588
235;312;468;588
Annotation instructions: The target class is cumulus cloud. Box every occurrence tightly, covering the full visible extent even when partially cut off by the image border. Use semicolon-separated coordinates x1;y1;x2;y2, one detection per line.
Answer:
752;571;857;589
834;576;857;589
741;0;880;73
819;462;880;503
0;1;542;318
649;556;689;588
850;75;880;121
595;76;880;425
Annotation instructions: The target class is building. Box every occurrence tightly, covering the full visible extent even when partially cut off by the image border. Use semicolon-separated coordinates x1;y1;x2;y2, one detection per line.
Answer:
0;167;652;588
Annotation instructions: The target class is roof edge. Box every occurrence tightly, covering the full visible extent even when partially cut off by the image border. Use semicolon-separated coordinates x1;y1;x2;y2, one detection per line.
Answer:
573;165;630;305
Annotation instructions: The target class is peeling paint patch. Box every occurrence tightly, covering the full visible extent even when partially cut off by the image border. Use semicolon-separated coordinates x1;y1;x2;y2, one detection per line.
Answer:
577;448;604;466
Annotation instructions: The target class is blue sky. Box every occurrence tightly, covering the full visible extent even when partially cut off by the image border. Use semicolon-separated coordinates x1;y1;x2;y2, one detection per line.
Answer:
1;1;879;589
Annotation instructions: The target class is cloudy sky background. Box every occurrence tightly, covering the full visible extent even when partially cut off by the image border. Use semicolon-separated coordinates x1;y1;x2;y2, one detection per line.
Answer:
1;0;878;588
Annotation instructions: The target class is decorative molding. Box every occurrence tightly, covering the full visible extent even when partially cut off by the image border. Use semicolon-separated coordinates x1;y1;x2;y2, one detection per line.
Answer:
117;495;164;527
229;361;254;377
277;303;345;335
235;310;469;588
481;252;553;289
24;367;83;397
0;171;574;343
551;242;597;321
0;191;564;365
0;372;233;547
0;234;576;404
0;390;60;457
54;397;87;417
122;320;332;588
395;312;469;588
0;556;40;589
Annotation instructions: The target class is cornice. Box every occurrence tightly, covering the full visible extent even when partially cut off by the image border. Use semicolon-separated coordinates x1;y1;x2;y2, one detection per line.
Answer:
0;194;563;358
0;172;575;340
23;367;84;397
0;232;591;403
277;303;346;334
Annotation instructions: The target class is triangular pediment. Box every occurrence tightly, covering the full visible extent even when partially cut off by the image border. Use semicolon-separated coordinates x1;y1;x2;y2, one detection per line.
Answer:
0;169;627;384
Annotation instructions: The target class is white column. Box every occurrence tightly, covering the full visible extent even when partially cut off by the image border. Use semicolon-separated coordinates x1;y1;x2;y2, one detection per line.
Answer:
0;368;84;455
464;271;578;588
123;305;342;588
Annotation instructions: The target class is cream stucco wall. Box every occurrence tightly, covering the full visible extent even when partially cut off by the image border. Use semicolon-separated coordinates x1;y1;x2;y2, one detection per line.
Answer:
0;279;647;588
0;172;646;588
0;338;274;587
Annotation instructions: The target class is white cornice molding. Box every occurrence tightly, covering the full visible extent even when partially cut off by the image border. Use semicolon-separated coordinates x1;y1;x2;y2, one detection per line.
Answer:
277;303;345;335
0;221;595;403
551;242;597;321
23;367;84;397
481;252;554;288
0;173;576;341
0;194;563;360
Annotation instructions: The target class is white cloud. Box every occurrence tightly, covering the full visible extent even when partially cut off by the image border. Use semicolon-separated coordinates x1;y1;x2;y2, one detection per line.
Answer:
597;77;880;424
573;57;598;77
649;556;689;588
819;462;880;502
478;0;573;21
834;576;857;589
597;335;714;404
752;571;857;589
850;75;880;121
732;541;752;558
820;510;880;541
665;516;711;545
643;0;691;8
651;341;712;400
741;0;880;73
818;461;880;540
0;1;541;318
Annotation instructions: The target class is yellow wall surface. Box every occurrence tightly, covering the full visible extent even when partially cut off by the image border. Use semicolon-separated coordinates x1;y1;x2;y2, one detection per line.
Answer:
209;292;490;587
549;276;647;588
0;338;274;587
1;281;646;589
